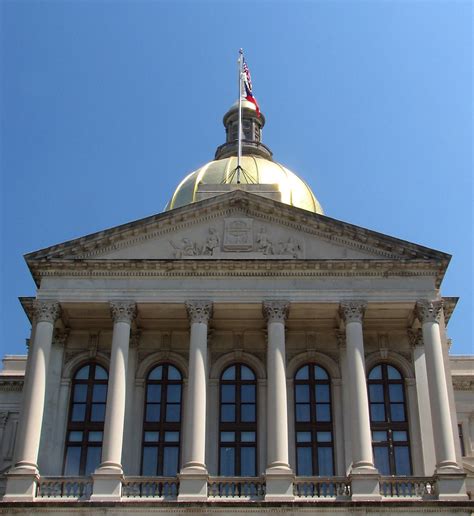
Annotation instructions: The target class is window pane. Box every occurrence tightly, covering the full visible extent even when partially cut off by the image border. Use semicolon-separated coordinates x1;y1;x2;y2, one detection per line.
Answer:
163;447;179;476
91;403;106;422
389;384;404;402
85;446;102;475
314;366;328;380
295;365;309;380
373;446;390;475
69;431;83;442
88;431;103;442
241;431;255;442
71;403;86;422
74;384;88;402
241;385;255;402
388;366;401;380
295;385;310;402
241;366;255;380
94;365;107;380
315;384;330;402
222;366;235;380
296;404;310;422
148;366;162;380
241;403;256;422
372;431;387;442
316;404;331;422
75;366;90;380
147;385;161;402
92;384;107;402
221;432;235;442
221;404;235;422
297;432;312;443
165;431;180;442
221;385;235;403
370;403;386;422
165;404;181;422
393;431;408;442
317;432;332;443
369;365;382;380
369;384;384;402
64;446;81;475
318;447;334;475
146;404;160;422
167;385;181;403
391;403;405;421
241;447;256;476
142;447;158;476
297;447;313;475
167;365;181;380
144;431;159;442
394;446;411;475
220;447;235;476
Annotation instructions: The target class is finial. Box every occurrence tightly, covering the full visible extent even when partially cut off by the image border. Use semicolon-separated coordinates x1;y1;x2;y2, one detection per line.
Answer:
239;48;244;55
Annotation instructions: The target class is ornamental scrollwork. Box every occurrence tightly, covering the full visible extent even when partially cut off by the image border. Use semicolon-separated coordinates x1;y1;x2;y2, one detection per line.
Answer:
262;300;290;323
415;300;443;324
408;328;423;347
33;300;61;324
185;300;213;324
339;300;367;323
53;328;70;346
110;301;137;324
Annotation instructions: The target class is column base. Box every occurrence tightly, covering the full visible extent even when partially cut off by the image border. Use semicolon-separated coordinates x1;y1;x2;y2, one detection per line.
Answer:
265;465;295;501
91;465;124;501
349;469;381;501
435;471;468;500
177;465;208;501
2;466;39;502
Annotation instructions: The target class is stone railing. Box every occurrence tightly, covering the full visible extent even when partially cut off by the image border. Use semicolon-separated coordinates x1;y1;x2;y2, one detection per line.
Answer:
36;476;93;500
208;477;266;500
294;477;351;500
379;476;437;499
122;477;179;499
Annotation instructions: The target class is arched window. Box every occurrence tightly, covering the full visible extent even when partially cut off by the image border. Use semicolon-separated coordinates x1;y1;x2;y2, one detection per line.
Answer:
219;364;257;476
294;364;334;476
368;364;412;475
141;364;183;476
64;363;108;475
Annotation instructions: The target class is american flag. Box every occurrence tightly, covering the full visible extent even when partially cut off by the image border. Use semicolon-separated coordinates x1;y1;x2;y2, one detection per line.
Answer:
242;57;260;117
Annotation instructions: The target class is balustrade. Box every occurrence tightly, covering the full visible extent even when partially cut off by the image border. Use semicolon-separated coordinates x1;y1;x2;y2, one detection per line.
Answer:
208;476;266;500
121;477;179;499
36;477;93;500
294;477;351;499
379;476;437;499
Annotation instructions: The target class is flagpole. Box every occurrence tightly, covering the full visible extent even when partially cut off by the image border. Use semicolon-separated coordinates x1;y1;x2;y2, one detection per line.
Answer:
237;48;244;184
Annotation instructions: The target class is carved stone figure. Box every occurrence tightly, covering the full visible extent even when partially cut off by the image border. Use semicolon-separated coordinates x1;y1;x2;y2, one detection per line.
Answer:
170;238;199;258
256;227;273;254
278;236;302;258
203;227;220;256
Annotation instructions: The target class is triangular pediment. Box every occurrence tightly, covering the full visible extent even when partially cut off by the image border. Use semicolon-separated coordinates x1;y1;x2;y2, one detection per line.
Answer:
25;190;449;265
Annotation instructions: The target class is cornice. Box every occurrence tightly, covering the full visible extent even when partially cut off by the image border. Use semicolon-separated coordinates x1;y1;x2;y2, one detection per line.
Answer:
452;376;474;391
0;378;24;392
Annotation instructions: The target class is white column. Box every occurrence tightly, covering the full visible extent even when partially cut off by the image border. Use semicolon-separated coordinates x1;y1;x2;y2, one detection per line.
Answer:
337;332;352;475
178;300;212;501
340;301;380;501
4;300;60;501
92;301;136;501
262;300;294;501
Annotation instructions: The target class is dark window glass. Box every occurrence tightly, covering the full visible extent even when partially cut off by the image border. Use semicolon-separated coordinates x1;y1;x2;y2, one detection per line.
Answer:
141;363;183;476
294;364;334;476
368;364;412;475
64;363;108;475
219;364;258;476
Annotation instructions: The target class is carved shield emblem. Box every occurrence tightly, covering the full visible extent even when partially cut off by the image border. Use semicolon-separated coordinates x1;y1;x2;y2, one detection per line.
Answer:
223;218;254;251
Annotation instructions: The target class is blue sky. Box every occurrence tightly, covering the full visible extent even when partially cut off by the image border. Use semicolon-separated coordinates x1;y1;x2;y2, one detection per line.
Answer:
1;1;472;356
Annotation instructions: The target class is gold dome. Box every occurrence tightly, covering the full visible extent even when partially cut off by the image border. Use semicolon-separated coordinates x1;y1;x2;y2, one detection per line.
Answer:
165;155;324;214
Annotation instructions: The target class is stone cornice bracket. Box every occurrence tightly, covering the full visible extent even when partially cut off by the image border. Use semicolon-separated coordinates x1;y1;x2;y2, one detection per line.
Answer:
415;299;444;324
185;300;213;324
33;300;61;324
262;300;290;323
339;300;367;324
53;328;70;346
335;330;346;348
130;329;142;348
408;328;423;347
110;301;137;324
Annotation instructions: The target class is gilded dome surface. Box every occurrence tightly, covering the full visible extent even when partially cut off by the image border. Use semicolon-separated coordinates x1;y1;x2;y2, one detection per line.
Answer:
165;155;323;214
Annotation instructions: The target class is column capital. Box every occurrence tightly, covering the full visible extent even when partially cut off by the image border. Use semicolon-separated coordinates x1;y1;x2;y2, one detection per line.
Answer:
185;300;213;324
339;300;367;324
33;300;61;324
53;328;70;346
110;301;137;324
408;328;423;347
262;300;290;323
415;299;443;324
